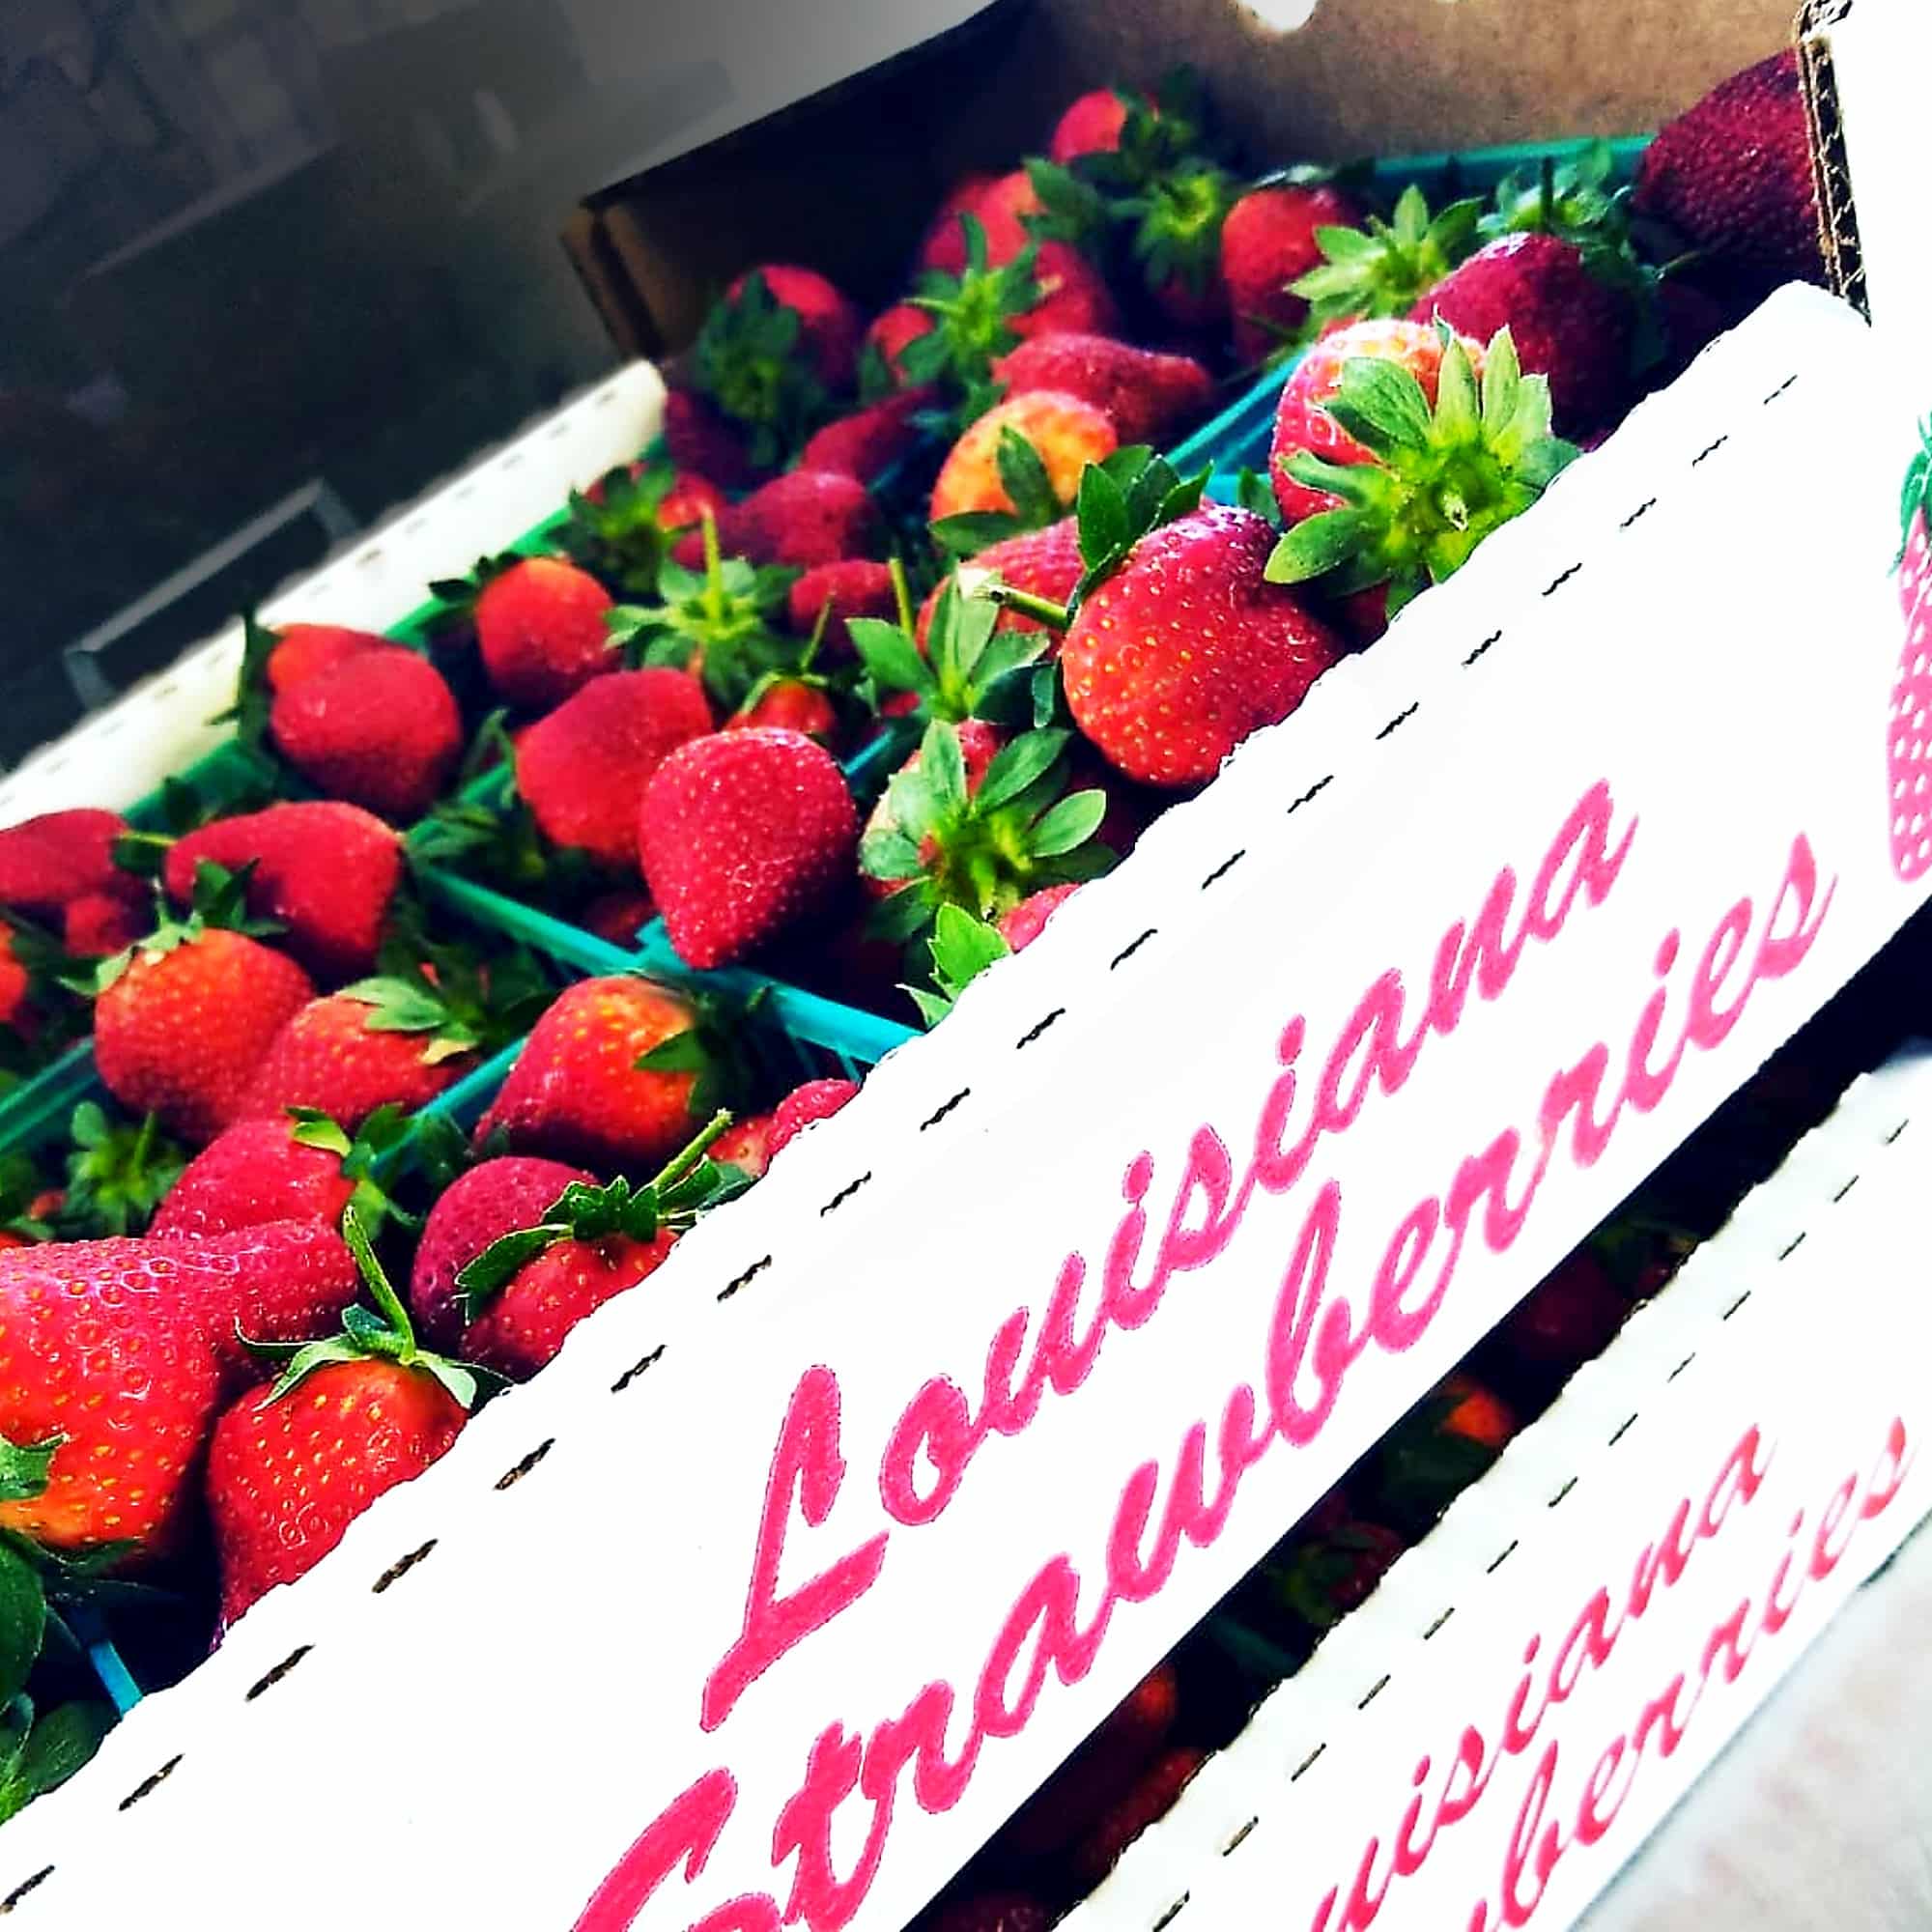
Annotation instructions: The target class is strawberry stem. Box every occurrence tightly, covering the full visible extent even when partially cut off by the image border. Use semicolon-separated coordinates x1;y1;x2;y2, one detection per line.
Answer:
983;584;1071;631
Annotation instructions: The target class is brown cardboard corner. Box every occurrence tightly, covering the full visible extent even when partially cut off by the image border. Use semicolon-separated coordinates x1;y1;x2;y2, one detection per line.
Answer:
559;209;657;362
1797;0;1868;316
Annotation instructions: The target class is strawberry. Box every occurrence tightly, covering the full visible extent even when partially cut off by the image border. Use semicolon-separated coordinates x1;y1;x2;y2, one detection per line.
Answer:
998;881;1079;952
1122;160;1237;329
1412;232;1635;433
0;810;128;922
163;802;402;983
1068;1746;1206;1889
581;888;656;950
766;1077;858;1157
449;1119;732;1378
663;386;767;490
270;644;463;823
563;461;727;598
1368;1371;1516;1534
1006;1662;1179;1857
1288;184;1484;337
667;470;876;572
800;387;939;484
861;720;1113;940
639;730;858;969
924;1897;1049;1932
94;888;315;1143
1633;50;1824;285
1889;426;1932;881
930;391;1117;526
1063;503;1343;787
915;520;1084;653
410;1154;594;1349
1258;1515;1406;1636
1048;88;1134;164
61;889;147;958
991;334;1212;444
515;668;714;868
1496;1250;1630;1381
0;931;34;1037
239;963;527;1130
1016;241;1121;341
205;1212;474;1625
921;172;1038;276
0;1238;221;1554
439;554;617;715
787;559;897;658
726;678;838;740
1221;179;1365;364
711;1113;773;1179
864;304;936;388
258;622;384;695
183;1218;362;1384
692;267;860;468
474;977;733;1171
723;266;862;390
1265;324;1578;635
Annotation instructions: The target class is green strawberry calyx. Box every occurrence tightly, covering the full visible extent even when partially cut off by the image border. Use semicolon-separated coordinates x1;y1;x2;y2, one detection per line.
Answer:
1290;183;1485;336
1122;159;1237;299
83;860;280;996
425;552;523;624
339;975;483;1066
904;903;1011;1029
608;511;799;712
693;271;832;469
287;1103;415;1236
0;1696;114;1828
862;721;1114;945
1264;324;1579;620
1898;417;1932;569
931;425;1070;559
560;463;686;600
903;214;1044;421
848;577;1052;730
62;1102;185;1239
1072;66;1211;197
0;1436;60;1509
454;1113;742;1320
630;980;763;1124
250;1208;485;1411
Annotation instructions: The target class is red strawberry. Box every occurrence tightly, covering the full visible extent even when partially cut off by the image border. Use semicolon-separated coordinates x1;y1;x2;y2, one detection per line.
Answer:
864;304;936;387
1633;50;1824;284
270;643;463;823
261;622;385;695
0;1237;222;1553
668;470;876;572
205;1214;473;1625
1436;1369;1517;1452
922;171;1037;275
182;1218;362;1384
153;1116;355;1239
164;801;402;982
1221;182;1365;364
862;718;1006;897
925;1898;1049;1932
722;265;862;391
1064;505;1342;787
474;977;722;1172
931;391;1117;523
801;387;939;484
0;809;127;921
1412;233;1634;433
96;922;315;1143
639;730;858;969
1498;1250;1631;1378
1048;88;1133;163
711;1113;773;1178
915;519;1084;651
62;887;147;957
727;679;838;740
1068;1746;1206;1889
991;334;1212;444
1015;241;1121;341
1007;1662;1179;1857
409;1154;594;1351
581;888;656;950
663;387;767;490
766;1077;859;1156
787;559;897;657
998;881;1079;952
516;668;714;868
0;931;33;1037
1262;1515;1406;1634
239;982;483;1131
469;555;617;713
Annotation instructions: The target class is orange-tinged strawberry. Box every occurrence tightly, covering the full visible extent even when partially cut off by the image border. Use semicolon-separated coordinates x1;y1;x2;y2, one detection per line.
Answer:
930;391;1117;524
992;334;1212;444
466;554;617;713
639;730;858;969
1368;1371;1516;1535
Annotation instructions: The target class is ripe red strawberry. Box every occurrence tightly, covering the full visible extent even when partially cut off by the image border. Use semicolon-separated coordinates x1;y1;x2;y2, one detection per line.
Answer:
458;555;617;714
864;304;936;388
62;887;148;957
1412;233;1634;433
663;386;767;491
668;470;876;572
787;559;897;657
1016;241;1121;341
580;888;656;950
515;668;714;868
164;801;402;982
926;1898;1049;1932
1048;87;1133;163
183;1218;362;1383
270;643;462;823
727;678;838;740
1889;430;1932;882
991;334;1212;444
261;622;385;695
998;881;1079;952
1498;1250;1631;1379
0;1237;222;1553
862;718;1005;897
0;931;32;1037
0;809;127;921
96;918;315;1143
921;171;1036;275
711;1113;773;1178
409;1154;594;1350
1221;181;1365;363
1007;1662;1179;1857
639;730;858;969
1068;1746;1206;1889
931;391;1117;524
722;265;862;391
474;977;724;1171
800;387;939;484
915;519;1084;651
766;1077;859;1156
205;1214;473;1625
1633;50;1824;284
239;980;485;1131
1065;505;1343;787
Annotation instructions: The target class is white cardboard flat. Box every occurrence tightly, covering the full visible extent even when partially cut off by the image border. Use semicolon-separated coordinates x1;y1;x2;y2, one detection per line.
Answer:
1068;1043;1932;1932
0;279;1924;1932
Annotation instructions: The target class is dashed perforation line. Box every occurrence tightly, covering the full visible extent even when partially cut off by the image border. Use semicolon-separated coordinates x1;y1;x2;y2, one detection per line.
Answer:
1151;1894;1190;1932
610;1344;665;1394
717;1258;770;1305
1221;1818;1259;1856
1548;1476;1577;1509
1356;1673;1390;1710
1486;1539;1519;1575
1111;928;1157;969
1376;702;1419;741
1463;630;1504;667
1778;1233;1806;1262
1201;850;1245;889
1833;1174;1860;1204
1668;1353;1696;1383
496;1441;554;1492
1722;1290;1752;1321
0;1865;53;1912
1609;1411;1639;1446
245;1645;312;1702
373;1539;439;1590
1620;497;1658;529
1017;1009;1065;1048
1290;1742;1325;1782
117;1756;181;1813
922;1091;970;1130
1764;373;1800;404
1543;563;1582;596
1286;775;1332;814
820;1174;872;1216
1422;1606;1454;1640
1690;435;1730;466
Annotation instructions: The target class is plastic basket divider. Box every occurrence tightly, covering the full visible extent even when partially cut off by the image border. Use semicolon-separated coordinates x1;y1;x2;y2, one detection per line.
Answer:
0;1043;99;1160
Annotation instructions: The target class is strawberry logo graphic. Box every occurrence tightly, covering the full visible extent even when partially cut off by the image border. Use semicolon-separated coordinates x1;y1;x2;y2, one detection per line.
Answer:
1888;423;1932;882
